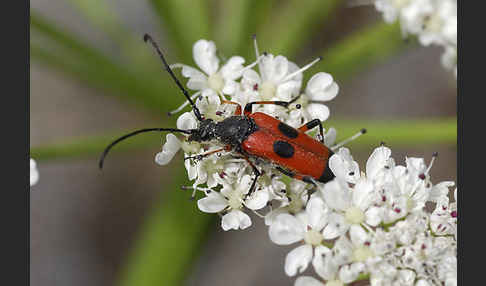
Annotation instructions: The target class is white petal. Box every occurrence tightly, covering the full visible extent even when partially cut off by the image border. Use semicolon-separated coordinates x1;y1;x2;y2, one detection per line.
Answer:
155;134;181;166
339;263;364;283
294;276;324;286
321;180;350;211
221;210;252;231
306;104;330;122
242;69;261;85
269;213;305;245
261;54;288;83
322;213;348;240
220;56;245;80
193;39;219;75
177;112;198;130
222;79;238;95
184;159;198;181
285;244;313;276
329;148;360;183
287;61;303;82
197;192;228;213
366;146;391;179
276;80;301;101
364;206;382;226
245;189;270;210
306;196;329;231
180;65;208;90
349;225;368;246
312;245;337;281
429;181;455;203
30;158;39;186
332;236;353;264
397;269;415;286
305;72;338;101
352;178;374;210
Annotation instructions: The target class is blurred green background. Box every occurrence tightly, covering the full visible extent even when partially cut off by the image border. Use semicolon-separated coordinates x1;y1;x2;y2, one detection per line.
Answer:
30;0;456;285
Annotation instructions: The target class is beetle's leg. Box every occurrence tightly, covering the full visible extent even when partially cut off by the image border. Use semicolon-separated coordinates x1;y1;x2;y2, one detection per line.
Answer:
221;100;243;116
275;166;317;203
184;146;231;162
298;119;324;143
240;155;262;198
243;95;301;116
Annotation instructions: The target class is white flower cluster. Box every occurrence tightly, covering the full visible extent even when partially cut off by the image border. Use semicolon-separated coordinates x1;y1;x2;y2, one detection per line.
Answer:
155;39;456;285
276;147;457;286
374;0;457;77
30;158;39;187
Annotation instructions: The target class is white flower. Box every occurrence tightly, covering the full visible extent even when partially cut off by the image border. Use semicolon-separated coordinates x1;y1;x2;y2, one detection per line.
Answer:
430;188;457;237
374;0;457;78
30;158;39;187
178;39;245;96
301;72;339;122
268;196;331;276
197;174;269;231
320;177;382;239
312;225;372;284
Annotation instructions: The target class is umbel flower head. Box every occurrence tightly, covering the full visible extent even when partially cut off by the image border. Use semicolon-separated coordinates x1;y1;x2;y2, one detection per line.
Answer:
374;0;457;78
149;37;456;286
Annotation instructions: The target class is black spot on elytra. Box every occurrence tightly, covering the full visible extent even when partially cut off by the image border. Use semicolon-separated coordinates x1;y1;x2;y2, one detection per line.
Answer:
278;122;298;139
273;140;295;158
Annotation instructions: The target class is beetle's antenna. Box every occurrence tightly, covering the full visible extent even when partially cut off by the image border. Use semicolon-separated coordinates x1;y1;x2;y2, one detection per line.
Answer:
99;128;192;169
143;34;203;121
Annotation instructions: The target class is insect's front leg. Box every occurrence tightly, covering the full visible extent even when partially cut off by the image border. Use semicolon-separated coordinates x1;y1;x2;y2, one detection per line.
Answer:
243;95;301;116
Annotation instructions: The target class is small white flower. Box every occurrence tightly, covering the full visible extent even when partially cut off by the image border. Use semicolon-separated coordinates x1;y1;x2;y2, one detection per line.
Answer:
269;196;331;276
320;177;382;239
30;158;39;187
430;188;457;237
197;174;269;231
178;39;245;96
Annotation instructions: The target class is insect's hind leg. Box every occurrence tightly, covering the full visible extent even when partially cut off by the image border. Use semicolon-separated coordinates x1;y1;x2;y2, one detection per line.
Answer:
275;167;317;203
298;119;324;143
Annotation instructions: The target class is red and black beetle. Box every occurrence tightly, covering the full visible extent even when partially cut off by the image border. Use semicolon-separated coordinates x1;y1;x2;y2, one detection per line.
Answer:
99;34;365;195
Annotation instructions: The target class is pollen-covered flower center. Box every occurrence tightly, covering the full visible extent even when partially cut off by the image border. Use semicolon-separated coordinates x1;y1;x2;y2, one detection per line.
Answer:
228;191;243;210
304;229;323;246
345;206;365;224
260;81;276;100
352;246;374;262
208;72;225;92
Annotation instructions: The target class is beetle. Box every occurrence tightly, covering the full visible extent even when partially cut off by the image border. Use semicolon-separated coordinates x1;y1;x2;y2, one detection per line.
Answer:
99;34;365;196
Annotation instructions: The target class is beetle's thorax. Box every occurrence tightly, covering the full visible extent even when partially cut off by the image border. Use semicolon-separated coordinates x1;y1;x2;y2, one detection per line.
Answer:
188;116;258;148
